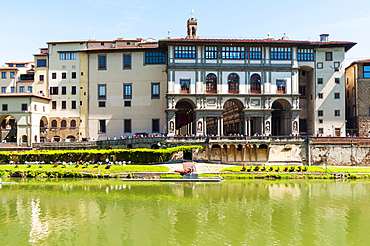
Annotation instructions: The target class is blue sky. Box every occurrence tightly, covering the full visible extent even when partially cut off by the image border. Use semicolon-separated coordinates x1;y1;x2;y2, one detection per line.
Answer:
1;0;369;66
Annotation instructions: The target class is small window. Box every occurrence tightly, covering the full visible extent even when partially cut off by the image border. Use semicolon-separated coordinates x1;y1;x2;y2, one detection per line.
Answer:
124;119;131;133
28;86;33;93
11;87;15;93
39;75;44;81
335;78;340;84
1;72;6;78
62;86;66;95
249;47;262;60
318;93;323;99
325;52;333;61
334;93;340;99
318;110;323;117
50;87;58;95
298;48;314;61
180;80;190;94
276;80;286;94
62;72;66;79
123;84;132;99
205;46;218;59
317;62;323;69
152;119;160;133
71;101;77;109
364;64;370;79
151;83;160;99
98;55;107;70
335;110;340;117
2;104;8;111
34;104;37;111
1;87;6;93
52;120;57;128
62;101;66;109
270;47;291;60
319;119;323;124
124;101;131;107
98;84;106;100
318;128;324;134
21;104;27;111
72;72;76;79
145;52;166;64
43;106;45;112
334;62;340;69
299;86;306;98
123;54;131;69
174;46;196;59
19;86;24;93
37;59;47;67
99;119;106;133
10;72;15;78
52;101;57;109
61;120;67;128
99;101;106;107
222;46;245;59
318;78;323;84
70;120;76;128
52;73;57;79
71;86;76;95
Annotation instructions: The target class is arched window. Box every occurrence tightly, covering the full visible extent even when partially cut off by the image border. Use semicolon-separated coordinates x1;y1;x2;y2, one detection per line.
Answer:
40;121;44;128
51;120;57;128
228;73;239;94
70;120;76;128
61;120;67;128
250;74;261;93
206;73;217;93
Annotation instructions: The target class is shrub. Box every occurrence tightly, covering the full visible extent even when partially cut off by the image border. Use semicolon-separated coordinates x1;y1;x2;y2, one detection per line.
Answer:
296;166;302;172
246;166;252;172
260;166;266;172
302;166;308;172
283;167;288;172
289;166;295;172
275;166;280;172
253;166;260;172
268;166;274;172
27;164;31;168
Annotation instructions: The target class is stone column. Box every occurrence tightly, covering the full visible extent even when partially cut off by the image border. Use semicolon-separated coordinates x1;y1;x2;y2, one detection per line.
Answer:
248;117;251;136
220;116;224;136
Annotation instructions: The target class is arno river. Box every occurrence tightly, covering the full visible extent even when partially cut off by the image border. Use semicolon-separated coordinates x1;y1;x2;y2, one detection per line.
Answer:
1;179;369;245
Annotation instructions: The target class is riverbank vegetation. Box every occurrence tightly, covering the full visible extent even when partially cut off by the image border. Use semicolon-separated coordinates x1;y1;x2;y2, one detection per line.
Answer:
220;165;370;173
0;146;202;164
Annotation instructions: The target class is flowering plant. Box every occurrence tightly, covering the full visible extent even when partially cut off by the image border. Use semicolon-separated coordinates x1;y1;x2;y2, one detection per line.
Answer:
54;163;58;167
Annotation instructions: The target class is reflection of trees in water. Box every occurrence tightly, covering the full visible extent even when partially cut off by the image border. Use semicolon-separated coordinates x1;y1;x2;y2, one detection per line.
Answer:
0;180;369;245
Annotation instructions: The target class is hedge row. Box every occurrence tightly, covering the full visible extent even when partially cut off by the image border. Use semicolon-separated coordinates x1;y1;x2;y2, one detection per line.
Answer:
0;146;203;164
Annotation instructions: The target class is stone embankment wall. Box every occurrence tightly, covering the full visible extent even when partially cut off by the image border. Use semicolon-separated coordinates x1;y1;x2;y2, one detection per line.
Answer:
310;138;370;166
310;145;370;166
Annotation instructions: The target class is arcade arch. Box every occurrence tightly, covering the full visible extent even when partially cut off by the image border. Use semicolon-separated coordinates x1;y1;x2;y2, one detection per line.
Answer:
272;99;292;136
0;115;17;143
175;99;196;135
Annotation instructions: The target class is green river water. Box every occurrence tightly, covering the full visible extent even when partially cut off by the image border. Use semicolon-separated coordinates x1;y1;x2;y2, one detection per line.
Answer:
0;178;369;246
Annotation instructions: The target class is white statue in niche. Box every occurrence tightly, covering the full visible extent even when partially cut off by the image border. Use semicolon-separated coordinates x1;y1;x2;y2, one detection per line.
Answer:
197;121;202;132
293;121;298;131
169;121;174;132
265;121;270;132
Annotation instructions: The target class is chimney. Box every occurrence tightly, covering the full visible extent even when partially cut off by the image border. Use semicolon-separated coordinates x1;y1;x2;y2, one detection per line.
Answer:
320;34;329;42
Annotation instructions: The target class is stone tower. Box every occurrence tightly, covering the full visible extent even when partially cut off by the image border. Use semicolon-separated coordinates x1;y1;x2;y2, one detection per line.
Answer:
186;9;198;39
